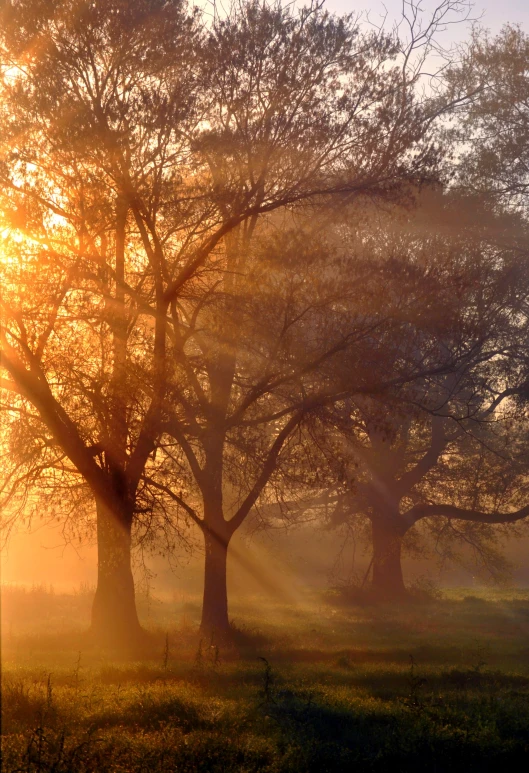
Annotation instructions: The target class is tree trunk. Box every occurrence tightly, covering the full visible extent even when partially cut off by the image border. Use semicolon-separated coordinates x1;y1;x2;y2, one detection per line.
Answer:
371;516;408;601
91;499;143;647
200;528;230;639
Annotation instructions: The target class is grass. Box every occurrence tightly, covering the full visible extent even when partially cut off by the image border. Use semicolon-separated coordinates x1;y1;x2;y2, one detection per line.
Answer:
2;584;529;771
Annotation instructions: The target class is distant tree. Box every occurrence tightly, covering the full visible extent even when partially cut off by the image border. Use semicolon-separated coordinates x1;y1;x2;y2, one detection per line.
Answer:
326;400;529;601
309;26;529;597
302;191;529;600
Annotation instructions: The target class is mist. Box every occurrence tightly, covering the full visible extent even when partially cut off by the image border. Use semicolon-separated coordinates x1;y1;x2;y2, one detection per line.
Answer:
2;1;529;771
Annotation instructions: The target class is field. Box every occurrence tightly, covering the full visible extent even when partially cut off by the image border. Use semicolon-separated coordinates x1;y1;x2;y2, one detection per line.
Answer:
2;584;529;772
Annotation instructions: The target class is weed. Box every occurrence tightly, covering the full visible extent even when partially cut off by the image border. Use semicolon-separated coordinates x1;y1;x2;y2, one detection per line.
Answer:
72;652;82;692
258;657;275;705
162;632;169;672
194;638;204;669
211;642;221;667
46;675;53;711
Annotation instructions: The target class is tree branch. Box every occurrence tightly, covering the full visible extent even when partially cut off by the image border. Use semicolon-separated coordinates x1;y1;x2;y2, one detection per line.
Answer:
407;502;529;525
227;411;304;535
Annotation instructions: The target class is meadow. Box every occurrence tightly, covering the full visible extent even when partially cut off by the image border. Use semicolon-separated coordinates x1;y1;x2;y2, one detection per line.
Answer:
2;584;529;772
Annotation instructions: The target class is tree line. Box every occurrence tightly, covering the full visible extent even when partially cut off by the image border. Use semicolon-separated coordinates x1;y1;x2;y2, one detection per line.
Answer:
1;0;528;647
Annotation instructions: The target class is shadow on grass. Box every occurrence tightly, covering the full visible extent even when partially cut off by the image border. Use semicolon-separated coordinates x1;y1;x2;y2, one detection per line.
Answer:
257;684;529;772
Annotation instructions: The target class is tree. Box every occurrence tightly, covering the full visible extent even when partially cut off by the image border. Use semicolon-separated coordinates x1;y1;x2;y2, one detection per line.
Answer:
309;190;529;600
0;0;203;645
444;23;529;429
0;0;480;642
147;0;496;636
327;400;529;600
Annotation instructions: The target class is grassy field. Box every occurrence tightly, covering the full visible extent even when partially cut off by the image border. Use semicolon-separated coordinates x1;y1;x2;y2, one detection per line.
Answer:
2;584;529;771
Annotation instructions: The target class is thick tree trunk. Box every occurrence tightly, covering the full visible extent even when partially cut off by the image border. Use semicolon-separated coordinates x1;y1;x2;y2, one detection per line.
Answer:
200;528;231;639
371;516;408;601
91;499;143;647
91;203;143;647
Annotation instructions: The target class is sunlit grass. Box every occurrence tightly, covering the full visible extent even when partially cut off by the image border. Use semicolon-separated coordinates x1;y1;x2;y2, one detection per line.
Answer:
2;585;529;771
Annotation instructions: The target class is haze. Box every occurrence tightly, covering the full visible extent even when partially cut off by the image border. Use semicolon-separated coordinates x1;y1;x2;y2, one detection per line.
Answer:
1;2;529;770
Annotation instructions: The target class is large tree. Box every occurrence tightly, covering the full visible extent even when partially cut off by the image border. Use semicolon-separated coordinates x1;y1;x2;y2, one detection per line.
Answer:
0;0;203;645
157;178;525;633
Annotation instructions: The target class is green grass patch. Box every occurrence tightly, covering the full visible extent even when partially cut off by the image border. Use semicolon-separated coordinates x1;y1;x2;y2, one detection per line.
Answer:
2;586;529;771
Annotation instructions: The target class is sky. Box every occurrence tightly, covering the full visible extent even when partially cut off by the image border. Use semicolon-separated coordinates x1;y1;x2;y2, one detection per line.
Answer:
327;0;528;37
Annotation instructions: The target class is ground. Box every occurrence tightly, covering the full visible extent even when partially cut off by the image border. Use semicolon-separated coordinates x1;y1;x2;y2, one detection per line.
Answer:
2;584;529;771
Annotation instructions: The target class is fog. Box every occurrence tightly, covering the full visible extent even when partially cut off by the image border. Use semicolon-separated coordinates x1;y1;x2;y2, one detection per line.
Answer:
2;1;529;767
3;520;529;599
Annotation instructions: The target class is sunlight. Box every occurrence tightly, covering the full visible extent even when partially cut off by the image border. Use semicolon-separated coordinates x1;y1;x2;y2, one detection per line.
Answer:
0;1;528;768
